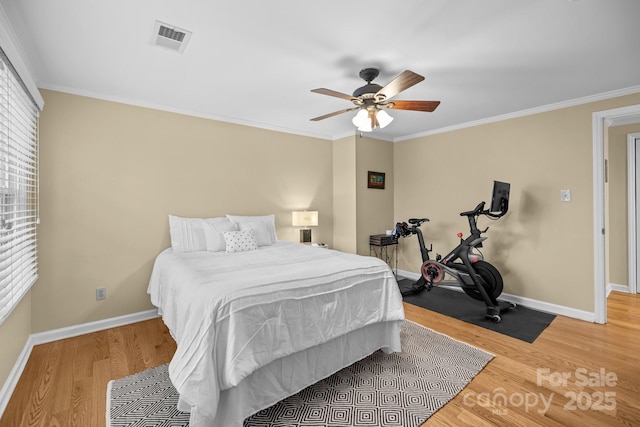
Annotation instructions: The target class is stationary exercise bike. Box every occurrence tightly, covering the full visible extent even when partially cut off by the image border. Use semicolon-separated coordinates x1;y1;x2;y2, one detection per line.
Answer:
393;182;515;322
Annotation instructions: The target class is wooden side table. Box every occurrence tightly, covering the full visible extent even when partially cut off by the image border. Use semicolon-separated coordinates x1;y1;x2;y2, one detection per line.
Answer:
369;234;398;276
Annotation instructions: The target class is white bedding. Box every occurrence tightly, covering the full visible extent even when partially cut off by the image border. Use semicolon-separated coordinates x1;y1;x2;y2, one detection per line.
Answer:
147;241;405;427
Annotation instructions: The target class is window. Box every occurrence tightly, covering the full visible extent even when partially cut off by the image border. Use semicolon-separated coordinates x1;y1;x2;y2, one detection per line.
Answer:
0;47;39;325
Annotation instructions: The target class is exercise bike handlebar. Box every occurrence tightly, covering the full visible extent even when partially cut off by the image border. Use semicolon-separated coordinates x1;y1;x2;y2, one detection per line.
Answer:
460;201;507;219
408;218;429;226
459;201;486;217
392;218;429;239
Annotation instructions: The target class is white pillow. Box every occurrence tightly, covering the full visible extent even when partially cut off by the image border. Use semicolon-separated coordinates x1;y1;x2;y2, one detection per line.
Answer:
169;215;231;252
203;221;238;252
223;229;258;253
238;221;273;247
226;214;277;244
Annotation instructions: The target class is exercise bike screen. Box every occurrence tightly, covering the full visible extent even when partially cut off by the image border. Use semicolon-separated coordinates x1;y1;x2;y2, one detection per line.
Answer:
490;181;510;213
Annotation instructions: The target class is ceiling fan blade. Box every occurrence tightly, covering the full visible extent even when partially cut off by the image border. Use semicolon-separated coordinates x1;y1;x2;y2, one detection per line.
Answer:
375;70;425;101
310;107;359;121
311;88;357;101
387;100;441;112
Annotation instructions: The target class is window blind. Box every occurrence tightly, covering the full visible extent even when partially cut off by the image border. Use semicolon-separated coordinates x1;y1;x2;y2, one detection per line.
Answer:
0;47;39;325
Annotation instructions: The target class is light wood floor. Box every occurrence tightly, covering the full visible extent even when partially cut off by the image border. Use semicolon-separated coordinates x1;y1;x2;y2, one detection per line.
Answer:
2;292;639;426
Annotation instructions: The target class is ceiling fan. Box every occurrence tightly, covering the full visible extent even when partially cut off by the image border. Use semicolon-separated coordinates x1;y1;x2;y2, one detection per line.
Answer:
310;68;440;132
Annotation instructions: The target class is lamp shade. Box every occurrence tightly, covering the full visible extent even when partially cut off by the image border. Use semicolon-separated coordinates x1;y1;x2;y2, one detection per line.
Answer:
352;109;372;132
292;211;318;227
376;109;394;128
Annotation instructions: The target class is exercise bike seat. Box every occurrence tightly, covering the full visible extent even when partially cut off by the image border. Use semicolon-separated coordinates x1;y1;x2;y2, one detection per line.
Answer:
408;218;429;225
460;202;485;217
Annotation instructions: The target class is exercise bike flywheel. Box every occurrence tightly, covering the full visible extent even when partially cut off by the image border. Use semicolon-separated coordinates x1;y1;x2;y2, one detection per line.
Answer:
421;260;444;284
461;260;503;301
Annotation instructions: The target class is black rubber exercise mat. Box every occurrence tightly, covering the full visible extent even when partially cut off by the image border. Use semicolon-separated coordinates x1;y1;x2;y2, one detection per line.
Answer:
399;278;556;343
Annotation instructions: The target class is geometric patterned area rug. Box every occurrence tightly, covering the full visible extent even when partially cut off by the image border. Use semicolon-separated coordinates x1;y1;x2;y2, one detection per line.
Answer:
107;321;493;427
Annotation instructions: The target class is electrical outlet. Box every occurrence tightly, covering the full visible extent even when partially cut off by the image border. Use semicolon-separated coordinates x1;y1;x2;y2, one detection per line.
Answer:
96;287;107;301
561;189;571;202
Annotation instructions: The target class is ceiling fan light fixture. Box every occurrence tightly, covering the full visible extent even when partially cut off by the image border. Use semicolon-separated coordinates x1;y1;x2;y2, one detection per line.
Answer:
376;109;393;128
352;109;372;132
352;108;392;132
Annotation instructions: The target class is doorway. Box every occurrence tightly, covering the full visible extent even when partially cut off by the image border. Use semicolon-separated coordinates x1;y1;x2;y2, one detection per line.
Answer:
593;106;640;324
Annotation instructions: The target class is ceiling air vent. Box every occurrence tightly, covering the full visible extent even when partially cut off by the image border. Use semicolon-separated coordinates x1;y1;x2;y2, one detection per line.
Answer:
152;20;192;53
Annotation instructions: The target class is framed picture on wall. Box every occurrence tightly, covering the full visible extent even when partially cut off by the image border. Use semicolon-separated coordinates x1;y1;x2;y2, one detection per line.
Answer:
368;171;385;189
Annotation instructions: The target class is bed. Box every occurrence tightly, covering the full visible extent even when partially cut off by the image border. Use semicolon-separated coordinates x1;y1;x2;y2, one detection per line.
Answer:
147;214;405;427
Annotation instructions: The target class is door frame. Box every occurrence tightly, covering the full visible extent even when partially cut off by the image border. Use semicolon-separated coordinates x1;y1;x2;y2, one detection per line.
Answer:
628;132;640;294
593;105;640;324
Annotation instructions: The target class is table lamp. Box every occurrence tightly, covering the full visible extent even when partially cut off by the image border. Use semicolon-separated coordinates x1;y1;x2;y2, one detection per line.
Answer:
292;210;318;243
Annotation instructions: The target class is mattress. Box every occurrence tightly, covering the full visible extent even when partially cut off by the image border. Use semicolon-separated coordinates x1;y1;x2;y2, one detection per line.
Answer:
147;241;405;426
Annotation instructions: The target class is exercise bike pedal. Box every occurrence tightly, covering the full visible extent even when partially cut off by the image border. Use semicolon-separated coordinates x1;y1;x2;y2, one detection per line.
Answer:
498;300;516;313
400;279;428;297
482;301;515;322
484;306;503;323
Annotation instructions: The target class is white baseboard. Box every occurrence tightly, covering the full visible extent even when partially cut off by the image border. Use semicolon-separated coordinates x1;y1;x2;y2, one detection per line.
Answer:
397;269;596;323
607;282;629;296
29;309;160;346
0;309;160;419
0;334;35;421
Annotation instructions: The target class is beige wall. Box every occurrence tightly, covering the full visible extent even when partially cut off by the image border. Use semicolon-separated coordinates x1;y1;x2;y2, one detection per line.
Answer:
332;136;357;253
33;89;334;333
0;294;30;392
331;134;395;256
333;135;394;255
395;93;640;312
607;123;640;286
356;136;395;255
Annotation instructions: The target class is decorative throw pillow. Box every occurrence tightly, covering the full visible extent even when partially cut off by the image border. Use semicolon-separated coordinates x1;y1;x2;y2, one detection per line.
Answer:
169;215;231;252
203;221;238;252
226;214;277;244
223;229;259;253
238;221;273;247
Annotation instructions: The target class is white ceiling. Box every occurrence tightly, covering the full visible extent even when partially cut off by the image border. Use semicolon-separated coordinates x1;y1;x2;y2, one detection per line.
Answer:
4;0;640;141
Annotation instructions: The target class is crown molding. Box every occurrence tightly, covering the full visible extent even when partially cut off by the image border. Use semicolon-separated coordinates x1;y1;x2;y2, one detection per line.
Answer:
394;85;640;142
38;83;338;141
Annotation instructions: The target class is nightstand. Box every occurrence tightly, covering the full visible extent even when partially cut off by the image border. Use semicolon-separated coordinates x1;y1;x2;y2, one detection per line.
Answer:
369;234;397;276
